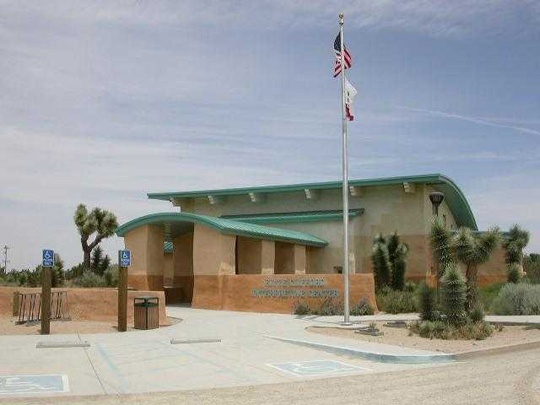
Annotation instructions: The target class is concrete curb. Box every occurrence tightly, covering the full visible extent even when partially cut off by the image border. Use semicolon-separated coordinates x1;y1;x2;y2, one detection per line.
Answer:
455;340;540;360
265;335;456;364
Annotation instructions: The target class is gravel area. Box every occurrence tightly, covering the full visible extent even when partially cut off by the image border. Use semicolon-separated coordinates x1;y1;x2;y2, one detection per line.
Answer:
307;321;540;354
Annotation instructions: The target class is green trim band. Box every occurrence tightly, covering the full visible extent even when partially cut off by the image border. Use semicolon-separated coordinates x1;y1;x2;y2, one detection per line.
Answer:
116;212;328;247
222;209;364;224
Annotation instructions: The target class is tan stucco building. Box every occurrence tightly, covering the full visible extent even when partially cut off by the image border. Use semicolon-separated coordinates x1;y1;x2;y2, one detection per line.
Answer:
116;173;505;313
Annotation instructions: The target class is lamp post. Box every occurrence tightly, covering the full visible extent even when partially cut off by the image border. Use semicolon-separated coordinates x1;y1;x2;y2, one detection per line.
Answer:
429;192;445;217
429;191;445;292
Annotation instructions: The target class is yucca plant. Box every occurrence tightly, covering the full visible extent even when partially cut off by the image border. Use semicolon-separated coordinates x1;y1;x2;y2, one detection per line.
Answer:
371;234;391;291
430;218;454;281
503;224;530;275
453;227;501;311
440;264;467;325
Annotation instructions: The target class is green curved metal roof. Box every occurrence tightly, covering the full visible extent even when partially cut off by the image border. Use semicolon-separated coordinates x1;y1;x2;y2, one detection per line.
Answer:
147;173;477;230
116;212;328;247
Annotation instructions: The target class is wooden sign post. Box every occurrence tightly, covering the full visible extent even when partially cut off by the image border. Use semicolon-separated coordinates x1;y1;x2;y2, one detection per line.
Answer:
117;250;131;332
41;249;54;335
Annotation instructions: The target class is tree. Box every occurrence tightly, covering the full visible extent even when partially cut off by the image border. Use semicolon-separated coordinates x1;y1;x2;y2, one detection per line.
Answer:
371;234;391;291
371;232;409;291
453;227;501;311
503;224;530;275
74;204;118;271
91;246;111;276
440;264;467;325
430;217;454;279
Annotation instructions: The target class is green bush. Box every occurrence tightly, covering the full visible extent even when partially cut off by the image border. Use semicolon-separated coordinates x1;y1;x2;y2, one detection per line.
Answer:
350;298;374;316
524;254;540;284
376;289;417;314
507;263;521;284
417;283;436;321
479;283;505;312
440;264;467;326
293;301;311;315
490;283;540;315
314;298;343;316
75;271;107;288
410;320;493;340
469;305;485;323
104;265;119;287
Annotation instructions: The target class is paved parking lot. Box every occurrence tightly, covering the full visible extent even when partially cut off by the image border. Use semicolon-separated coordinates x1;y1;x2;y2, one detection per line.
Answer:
0;307;448;399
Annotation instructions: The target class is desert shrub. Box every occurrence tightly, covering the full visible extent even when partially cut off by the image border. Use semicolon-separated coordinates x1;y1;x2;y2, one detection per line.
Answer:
490;283;540;315
75;271;107;288
417;282;436;321
440;264;467;326
469;305;485;323
314;298;343;316
350;298;374;316
507;263;521;284
376;289;417;314
403;281;418;293
104;265;119;287
524;254;540;284
479;283;505;312
293;301;311;315
410;320;493;340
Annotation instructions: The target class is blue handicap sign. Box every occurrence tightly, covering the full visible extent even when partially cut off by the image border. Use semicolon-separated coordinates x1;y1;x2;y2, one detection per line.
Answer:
119;250;131;267
0;374;69;395
42;250;54;267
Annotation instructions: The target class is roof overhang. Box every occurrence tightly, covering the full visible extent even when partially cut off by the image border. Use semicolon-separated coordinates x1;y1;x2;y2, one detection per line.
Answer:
147;174;478;230
116;212;328;247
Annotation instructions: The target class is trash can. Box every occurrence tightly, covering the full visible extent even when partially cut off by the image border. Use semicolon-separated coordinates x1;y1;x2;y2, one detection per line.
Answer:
133;296;159;330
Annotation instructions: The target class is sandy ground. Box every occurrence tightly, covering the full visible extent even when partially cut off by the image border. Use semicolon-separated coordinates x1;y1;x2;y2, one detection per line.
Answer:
307;322;540;354
0;317;181;335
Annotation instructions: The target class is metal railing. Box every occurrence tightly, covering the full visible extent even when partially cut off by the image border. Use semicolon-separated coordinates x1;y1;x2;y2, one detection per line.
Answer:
16;291;70;324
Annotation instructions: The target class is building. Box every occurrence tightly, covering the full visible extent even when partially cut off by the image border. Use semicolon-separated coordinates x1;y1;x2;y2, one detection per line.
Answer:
115;173;505;313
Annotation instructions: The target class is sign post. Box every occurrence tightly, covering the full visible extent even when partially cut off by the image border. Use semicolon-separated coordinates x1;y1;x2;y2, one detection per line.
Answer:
118;250;131;332
41;249;54;335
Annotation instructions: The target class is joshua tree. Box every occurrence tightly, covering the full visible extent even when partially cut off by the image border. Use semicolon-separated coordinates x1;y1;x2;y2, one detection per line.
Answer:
503;224;530;275
74;204;118;271
371;232;409;291
371;234;391;291
440;263;467;325
453;227;501;311
429;217;454;279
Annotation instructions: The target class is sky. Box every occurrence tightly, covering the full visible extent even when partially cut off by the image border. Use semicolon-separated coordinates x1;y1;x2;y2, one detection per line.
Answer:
1;1;539;270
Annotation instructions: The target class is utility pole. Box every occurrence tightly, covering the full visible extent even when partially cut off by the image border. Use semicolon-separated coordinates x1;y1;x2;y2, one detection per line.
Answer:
2;245;9;275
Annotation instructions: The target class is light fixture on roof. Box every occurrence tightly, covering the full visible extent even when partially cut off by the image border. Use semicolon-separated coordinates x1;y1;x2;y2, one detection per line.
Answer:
429;191;445;217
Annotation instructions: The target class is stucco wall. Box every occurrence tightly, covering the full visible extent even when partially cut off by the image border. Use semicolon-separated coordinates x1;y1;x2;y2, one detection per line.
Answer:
1;287;168;326
193;224;236;276
237;236;262;275
190;274;377;314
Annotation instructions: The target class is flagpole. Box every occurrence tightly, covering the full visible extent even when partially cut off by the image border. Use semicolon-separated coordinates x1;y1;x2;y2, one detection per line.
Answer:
339;13;351;325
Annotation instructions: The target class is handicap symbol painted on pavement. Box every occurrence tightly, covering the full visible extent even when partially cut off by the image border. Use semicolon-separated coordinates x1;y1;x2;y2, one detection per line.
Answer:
0;375;69;395
268;360;367;377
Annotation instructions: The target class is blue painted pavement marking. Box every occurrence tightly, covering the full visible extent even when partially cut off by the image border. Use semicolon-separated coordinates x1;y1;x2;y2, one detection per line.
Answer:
268;360;367;377
0;374;69;395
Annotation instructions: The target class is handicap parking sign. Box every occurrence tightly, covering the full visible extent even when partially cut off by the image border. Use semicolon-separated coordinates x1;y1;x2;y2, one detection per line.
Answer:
118;250;131;267
42;250;54;267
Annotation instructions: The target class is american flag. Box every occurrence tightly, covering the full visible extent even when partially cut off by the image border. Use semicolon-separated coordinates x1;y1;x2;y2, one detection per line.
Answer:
333;32;352;77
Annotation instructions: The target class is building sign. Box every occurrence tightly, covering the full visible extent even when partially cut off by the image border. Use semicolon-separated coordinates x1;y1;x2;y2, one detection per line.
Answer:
252;277;340;298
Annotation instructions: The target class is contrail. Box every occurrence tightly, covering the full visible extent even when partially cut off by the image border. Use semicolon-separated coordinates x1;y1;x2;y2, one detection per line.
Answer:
400;106;540;137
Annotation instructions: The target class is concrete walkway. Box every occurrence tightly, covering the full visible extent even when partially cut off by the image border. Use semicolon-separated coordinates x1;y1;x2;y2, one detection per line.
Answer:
0;308;537;399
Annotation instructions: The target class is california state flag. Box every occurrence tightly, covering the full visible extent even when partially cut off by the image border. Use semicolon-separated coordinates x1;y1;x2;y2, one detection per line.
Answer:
345;78;357;121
